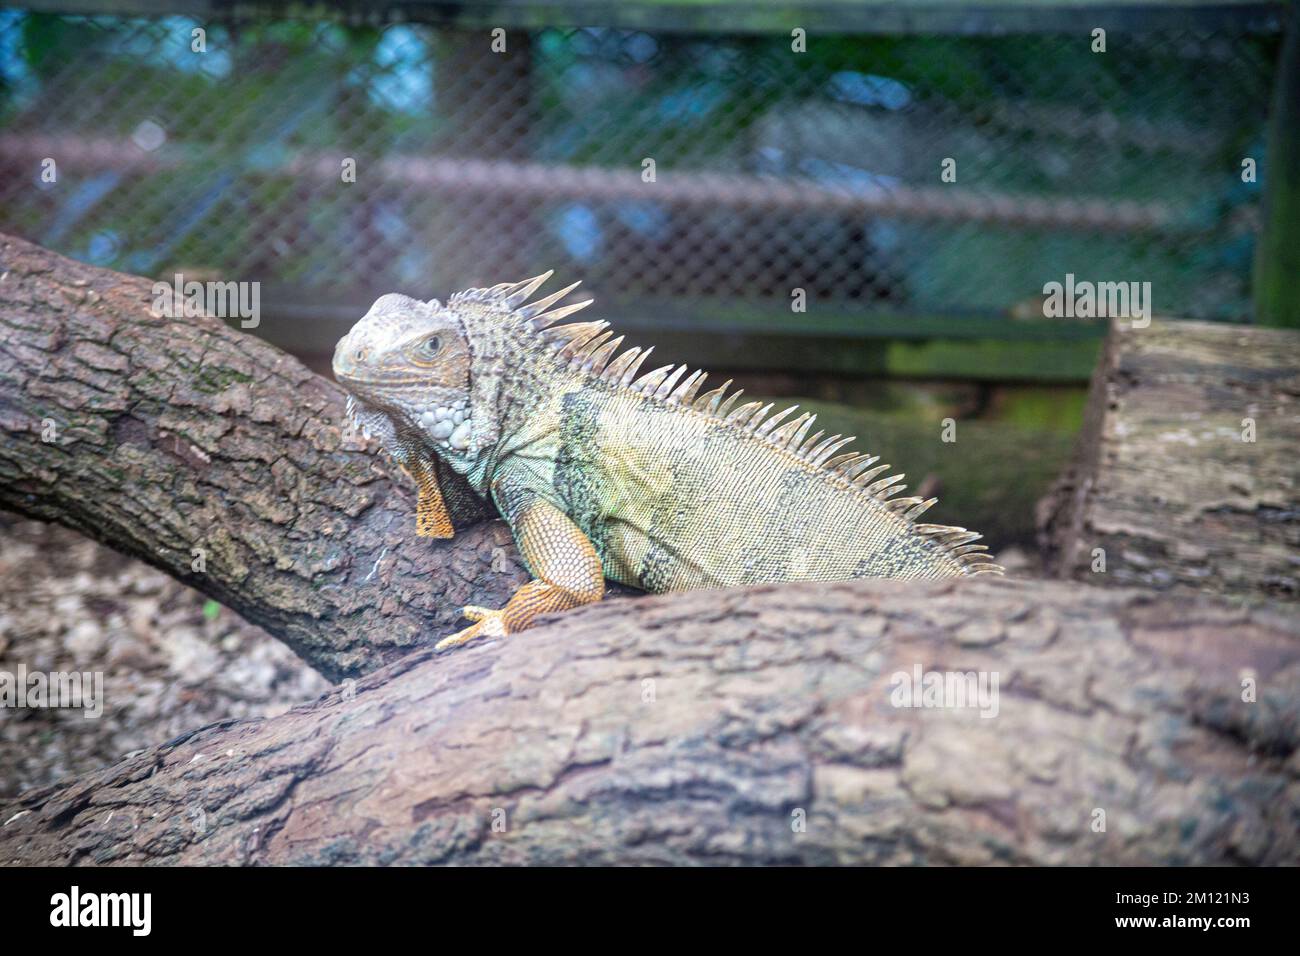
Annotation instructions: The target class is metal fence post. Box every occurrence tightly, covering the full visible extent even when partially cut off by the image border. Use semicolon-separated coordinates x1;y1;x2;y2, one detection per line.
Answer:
1254;1;1300;327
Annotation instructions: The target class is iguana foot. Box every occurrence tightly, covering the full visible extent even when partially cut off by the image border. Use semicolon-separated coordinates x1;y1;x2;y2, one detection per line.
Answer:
434;494;606;653
435;605;508;651
433;572;605;652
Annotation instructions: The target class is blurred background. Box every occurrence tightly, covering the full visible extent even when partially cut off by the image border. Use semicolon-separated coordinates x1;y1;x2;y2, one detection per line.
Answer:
0;1;1294;791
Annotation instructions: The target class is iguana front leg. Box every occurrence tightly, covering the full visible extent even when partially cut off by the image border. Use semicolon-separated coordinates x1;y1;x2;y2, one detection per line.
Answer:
402;456;454;539
435;486;605;651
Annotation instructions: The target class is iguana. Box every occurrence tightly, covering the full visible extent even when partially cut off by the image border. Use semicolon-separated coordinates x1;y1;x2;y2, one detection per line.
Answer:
333;273;1002;650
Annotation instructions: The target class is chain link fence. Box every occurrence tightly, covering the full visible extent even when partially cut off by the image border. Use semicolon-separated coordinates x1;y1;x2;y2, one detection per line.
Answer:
0;4;1284;349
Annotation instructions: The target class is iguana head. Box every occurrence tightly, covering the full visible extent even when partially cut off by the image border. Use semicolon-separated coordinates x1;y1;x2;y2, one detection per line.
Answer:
334;274;594;473
333;292;475;460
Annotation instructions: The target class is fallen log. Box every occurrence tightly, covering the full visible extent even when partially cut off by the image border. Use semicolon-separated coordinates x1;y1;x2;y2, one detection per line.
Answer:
1039;317;1300;599
1;578;1296;865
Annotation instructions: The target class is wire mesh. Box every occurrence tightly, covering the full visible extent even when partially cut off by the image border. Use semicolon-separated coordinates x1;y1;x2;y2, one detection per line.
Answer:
0;7;1281;330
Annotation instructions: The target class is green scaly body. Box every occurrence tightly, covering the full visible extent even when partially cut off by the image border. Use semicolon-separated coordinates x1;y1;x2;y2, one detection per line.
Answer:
334;272;1000;649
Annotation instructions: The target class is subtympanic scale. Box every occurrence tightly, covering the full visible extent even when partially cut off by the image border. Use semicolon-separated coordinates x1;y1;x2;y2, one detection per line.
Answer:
418;400;471;450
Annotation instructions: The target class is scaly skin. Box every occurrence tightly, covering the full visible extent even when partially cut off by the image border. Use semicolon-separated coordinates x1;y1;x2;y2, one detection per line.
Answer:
333;273;1002;650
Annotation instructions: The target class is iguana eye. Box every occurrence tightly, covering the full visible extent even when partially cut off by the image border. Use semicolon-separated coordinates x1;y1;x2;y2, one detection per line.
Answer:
420;336;442;357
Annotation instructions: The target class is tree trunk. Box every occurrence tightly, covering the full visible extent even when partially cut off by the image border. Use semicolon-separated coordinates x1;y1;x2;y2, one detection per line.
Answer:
0;233;517;682
1038;317;1300;599
2;578;1297;865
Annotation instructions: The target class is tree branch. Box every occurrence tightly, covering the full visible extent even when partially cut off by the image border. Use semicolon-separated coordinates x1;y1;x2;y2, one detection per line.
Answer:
0;232;512;681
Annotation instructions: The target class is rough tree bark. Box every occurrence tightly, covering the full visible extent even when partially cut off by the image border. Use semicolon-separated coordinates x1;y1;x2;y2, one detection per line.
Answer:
2;579;1297;865
2;234;1298;865
1039;317;1299;600
0;233;519;681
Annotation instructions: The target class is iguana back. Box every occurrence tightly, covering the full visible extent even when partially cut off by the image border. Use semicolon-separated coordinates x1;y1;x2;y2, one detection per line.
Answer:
496;365;990;591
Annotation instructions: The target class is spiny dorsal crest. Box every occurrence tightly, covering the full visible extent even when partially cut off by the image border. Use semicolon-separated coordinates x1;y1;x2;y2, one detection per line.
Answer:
460;272;1002;576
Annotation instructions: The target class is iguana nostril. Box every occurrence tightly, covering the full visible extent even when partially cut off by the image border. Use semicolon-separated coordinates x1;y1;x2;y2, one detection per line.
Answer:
355;348;369;362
